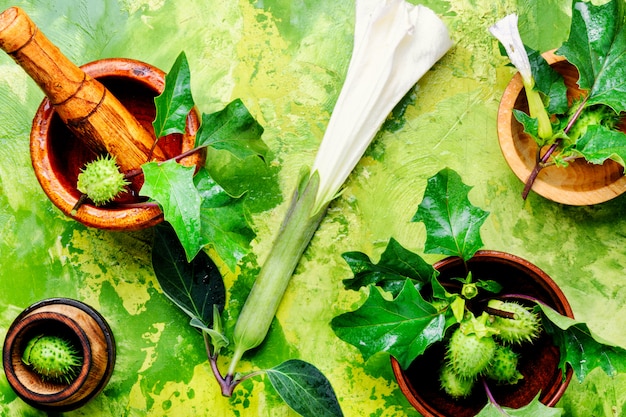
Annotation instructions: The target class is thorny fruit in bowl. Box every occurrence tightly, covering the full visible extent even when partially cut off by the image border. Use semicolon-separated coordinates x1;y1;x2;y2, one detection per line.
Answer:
76;154;129;206
22;334;83;384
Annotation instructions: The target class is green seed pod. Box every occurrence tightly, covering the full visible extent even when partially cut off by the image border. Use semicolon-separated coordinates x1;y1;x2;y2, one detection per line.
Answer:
76;154;129;206
483;344;523;385
22;335;82;383
439;362;474;399
488;300;541;344
446;326;496;379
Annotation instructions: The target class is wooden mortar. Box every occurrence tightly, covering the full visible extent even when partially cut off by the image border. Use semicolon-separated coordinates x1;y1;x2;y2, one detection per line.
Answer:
0;6;166;172
2;298;116;411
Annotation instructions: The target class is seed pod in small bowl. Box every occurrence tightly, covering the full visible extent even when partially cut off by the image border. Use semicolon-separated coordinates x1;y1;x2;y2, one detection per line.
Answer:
2;298;116;412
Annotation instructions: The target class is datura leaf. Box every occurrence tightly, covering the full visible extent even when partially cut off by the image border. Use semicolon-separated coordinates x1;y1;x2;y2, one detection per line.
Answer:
141;160;206;261
571;124;626;168
194;168;255;271
331;279;446;370
265;359;344;417
557;0;626;112
195;99;268;161
412;168;489;261
538;303;626;382
526;47;568;115
341;237;437;297
153;51;195;138
513;109;539;139
151;224;225;329
476;393;563;417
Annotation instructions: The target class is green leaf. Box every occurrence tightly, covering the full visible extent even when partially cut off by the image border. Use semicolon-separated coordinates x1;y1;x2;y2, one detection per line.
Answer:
153;51;195;138
412;168;489;261
151;224;225;328
572;124;626;168
190;317;229;354
140;160;206;261
476;393;563;417
476;279;503;293
265;359;343;417
195;168;256;271
341;237;437;297
195;99;268;161
331;280;446;370
527;47;568;114
557;0;626;112
513;109;539;140
538;303;626;382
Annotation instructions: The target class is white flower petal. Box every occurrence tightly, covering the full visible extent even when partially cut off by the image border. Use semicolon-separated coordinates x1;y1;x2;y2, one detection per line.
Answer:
311;0;452;211
489;14;533;85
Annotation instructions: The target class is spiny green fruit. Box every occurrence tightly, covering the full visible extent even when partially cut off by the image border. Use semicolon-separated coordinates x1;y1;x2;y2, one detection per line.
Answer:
483;344;523;385
439;362;474;399
77;154;129;206
566;103;621;144
446;326;496;379
22;334;82;384
488;300;541;344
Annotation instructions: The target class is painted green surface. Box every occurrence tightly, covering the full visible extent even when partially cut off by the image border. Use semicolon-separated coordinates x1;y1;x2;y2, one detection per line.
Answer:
0;0;625;416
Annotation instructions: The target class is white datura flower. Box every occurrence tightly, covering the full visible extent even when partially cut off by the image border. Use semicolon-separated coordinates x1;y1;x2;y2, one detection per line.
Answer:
489;14;533;86
231;0;452;369
310;0;453;212
489;13;553;140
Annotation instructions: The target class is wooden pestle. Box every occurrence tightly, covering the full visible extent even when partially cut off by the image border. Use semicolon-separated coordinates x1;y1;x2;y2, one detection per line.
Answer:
0;6;166;172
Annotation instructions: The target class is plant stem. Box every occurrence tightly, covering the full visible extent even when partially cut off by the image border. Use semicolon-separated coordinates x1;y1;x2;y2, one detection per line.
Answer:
521;139;562;199
500;293;545;306
521;93;589;199
482;379;506;413
225;172;327;380
484;306;516;319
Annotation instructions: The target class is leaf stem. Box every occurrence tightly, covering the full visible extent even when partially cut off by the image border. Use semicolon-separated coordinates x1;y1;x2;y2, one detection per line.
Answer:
484;306;516;319
521;91;590;200
482;379;507;415
499;293;545;306
522;140;561;199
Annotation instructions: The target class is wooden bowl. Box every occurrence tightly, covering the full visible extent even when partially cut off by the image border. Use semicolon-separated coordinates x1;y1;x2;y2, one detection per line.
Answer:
30;58;203;230
391;250;573;417
497;50;626;205
2;298;116;412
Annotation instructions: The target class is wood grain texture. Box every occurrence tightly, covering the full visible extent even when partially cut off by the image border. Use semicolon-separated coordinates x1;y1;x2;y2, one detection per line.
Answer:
0;6;165;171
497;50;626;205
2;298;116;412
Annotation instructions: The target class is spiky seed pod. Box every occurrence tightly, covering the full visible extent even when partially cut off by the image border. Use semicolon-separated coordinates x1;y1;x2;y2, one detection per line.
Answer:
22;335;83;384
446;327;496;379
483;344;524;385
77;154;129;206
488;300;541;344
439;362;474;398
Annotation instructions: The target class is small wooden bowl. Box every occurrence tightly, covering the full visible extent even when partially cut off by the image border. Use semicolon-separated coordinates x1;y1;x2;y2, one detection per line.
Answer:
391;250;573;417
2;298;116;412
497;50;626;205
30;58;203;230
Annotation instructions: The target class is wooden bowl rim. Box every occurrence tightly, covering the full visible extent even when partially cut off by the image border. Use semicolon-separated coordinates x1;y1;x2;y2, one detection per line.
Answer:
2;298;116;412
390;250;573;417
29;57;200;231
497;50;626;205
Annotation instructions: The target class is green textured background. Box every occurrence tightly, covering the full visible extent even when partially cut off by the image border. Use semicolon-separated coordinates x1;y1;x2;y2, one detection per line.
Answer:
1;0;625;416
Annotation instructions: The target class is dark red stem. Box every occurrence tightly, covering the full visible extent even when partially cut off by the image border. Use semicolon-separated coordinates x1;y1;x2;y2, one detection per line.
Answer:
484;306;516;319
203;332;240;397
521;95;589;200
